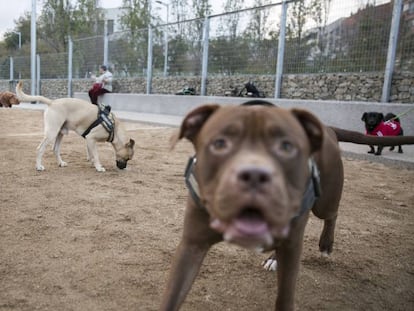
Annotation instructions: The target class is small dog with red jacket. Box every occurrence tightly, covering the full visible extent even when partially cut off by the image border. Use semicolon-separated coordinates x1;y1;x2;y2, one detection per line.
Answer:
361;112;403;155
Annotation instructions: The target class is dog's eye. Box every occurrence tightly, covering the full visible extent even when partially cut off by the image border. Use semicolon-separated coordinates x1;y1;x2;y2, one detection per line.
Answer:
274;140;297;157
281;141;293;151
210;137;231;154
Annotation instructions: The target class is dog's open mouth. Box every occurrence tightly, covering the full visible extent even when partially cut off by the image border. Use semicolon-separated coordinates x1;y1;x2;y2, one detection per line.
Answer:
210;208;289;249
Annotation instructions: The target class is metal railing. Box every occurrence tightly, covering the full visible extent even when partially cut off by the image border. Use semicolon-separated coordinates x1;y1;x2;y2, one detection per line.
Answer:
1;0;412;102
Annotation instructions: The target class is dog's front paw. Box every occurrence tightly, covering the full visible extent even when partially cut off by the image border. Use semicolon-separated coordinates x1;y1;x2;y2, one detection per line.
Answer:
320;251;330;258
59;161;68;167
262;258;277;271
95;166;106;172
36;165;45;171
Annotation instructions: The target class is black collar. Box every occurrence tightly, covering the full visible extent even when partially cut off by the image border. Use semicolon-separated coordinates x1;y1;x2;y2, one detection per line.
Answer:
184;156;320;221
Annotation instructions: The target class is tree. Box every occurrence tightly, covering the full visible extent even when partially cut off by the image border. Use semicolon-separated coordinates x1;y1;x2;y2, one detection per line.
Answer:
118;0;152;75
120;0;151;33
219;0;244;38
3;13;31;51
284;0;333;73
38;0;104;53
344;3;391;72
244;0;272;41
187;0;212;74
208;0;245;75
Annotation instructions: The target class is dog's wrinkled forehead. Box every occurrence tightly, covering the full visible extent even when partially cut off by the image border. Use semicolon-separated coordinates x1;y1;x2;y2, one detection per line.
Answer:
197;106;303;145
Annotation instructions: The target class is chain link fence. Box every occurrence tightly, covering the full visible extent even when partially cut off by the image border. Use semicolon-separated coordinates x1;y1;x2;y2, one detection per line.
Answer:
1;0;412;94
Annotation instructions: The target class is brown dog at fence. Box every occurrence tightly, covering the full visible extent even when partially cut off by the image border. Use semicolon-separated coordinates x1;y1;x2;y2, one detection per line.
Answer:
160;100;414;311
0;91;20;108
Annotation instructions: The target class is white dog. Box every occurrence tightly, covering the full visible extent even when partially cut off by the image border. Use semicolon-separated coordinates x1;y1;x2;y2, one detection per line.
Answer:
16;81;135;172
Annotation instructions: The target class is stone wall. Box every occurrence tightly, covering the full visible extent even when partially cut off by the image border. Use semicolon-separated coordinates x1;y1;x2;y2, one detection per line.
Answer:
1;72;413;103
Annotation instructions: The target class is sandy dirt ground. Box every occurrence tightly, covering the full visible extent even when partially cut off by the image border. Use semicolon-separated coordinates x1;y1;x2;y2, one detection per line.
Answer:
0;108;413;311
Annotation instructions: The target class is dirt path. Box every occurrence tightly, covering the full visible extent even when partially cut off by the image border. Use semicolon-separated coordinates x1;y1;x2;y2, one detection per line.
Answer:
0;108;413;311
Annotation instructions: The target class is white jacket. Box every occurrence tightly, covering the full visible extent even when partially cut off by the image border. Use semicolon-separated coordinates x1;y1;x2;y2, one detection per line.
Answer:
95;71;113;92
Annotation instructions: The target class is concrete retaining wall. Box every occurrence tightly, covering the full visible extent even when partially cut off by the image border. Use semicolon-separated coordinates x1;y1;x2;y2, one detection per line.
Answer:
2;71;413;103
74;92;414;135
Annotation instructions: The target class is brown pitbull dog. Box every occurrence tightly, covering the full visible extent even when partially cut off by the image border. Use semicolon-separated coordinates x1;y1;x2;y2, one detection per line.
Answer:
161;101;414;311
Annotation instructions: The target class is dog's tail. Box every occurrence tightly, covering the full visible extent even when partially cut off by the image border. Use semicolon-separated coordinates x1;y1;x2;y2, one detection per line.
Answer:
330;127;414;146
15;81;53;105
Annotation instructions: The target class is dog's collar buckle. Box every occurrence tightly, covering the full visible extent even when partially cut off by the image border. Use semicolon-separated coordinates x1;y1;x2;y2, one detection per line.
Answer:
184;156;204;209
294;159;321;220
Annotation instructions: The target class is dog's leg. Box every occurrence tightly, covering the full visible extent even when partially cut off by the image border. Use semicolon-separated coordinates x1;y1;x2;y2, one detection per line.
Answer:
160;203;220;310
274;217;308;311
160;240;210;310
319;216;337;256
86;145;91;162
53;132;67;167
375;145;383;156
86;138;105;172
398;130;404;153
36;137;53;171
368;145;375;154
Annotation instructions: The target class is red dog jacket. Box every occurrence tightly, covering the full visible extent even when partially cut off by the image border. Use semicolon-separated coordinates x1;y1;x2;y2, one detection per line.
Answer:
367;120;401;137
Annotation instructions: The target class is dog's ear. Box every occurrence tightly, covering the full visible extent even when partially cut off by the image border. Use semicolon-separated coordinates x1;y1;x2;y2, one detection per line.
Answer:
291;109;324;153
361;112;367;121
176;104;220;143
379;113;384;121
170;104;220;149
127;139;135;148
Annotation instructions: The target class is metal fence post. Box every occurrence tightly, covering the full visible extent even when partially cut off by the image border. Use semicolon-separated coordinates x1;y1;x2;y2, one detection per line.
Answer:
104;20;109;66
31;0;37;96
163;28;168;77
274;0;288;99
68;36;73;97
9;57;14;81
200;16;210;96
381;0;403;103
36;54;40;95
147;27;153;94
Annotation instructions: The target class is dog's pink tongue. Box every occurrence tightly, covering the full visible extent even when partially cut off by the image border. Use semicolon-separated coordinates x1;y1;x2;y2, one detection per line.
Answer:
210;217;269;236
234;218;269;235
211;218;281;248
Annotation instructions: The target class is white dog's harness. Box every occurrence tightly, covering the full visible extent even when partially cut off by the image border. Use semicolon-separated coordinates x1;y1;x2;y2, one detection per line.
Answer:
184;156;321;220
82;104;115;142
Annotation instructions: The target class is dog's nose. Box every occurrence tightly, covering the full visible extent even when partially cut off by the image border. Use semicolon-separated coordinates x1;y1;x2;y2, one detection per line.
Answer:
238;166;271;189
116;160;127;169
